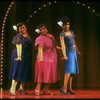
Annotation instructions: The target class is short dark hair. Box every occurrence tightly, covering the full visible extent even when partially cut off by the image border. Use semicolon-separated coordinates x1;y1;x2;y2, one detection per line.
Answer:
37;24;47;29
16;22;27;32
60;16;70;25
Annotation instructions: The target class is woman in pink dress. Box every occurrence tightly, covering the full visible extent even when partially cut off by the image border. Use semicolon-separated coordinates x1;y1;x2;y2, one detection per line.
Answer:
33;24;58;95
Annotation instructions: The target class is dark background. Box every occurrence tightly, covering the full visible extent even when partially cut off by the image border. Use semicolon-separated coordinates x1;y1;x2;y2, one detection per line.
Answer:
0;1;100;90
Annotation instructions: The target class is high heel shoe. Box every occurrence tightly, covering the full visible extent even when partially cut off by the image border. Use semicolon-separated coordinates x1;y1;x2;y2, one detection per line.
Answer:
18;89;28;95
33;89;40;96
9;89;15;96
59;88;63;94
68;90;75;95
18;89;23;94
59;88;68;95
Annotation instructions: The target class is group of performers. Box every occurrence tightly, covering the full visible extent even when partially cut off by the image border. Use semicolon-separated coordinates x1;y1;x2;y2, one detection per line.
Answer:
8;16;81;96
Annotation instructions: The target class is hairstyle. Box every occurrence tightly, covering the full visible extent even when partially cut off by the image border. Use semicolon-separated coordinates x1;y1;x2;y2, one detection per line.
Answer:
37;24;47;29
16;22;31;40
16;22;27;33
60;16;70;25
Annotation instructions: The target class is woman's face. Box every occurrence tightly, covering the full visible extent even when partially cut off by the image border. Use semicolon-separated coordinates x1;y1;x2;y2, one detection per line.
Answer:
39;26;48;36
18;24;27;34
63;22;70;32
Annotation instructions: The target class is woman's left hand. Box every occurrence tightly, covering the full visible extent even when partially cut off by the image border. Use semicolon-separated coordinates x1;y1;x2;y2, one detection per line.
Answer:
77;51;81;55
56;46;62;50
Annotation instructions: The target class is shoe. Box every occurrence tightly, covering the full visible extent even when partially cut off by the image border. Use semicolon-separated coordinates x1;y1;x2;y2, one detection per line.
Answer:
18;89;28;95
68;90;75;95
33;89;40;96
59;88;68;95
9;89;15;96
18;89;23;94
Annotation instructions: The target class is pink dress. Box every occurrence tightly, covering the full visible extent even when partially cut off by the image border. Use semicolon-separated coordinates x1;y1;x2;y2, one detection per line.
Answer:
34;34;58;83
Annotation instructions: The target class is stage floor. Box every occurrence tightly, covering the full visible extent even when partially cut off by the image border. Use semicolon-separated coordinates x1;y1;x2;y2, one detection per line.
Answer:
0;89;100;99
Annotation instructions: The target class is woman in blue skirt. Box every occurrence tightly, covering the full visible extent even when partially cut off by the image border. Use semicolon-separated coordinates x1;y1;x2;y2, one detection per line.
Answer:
9;22;33;95
58;16;81;95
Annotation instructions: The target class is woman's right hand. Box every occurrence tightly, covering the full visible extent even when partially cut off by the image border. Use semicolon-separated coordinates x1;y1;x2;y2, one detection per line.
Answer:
63;56;68;60
15;56;22;61
60;56;68;61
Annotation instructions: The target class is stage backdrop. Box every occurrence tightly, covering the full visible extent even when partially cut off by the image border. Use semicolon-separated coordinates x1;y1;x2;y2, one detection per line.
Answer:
0;1;100;90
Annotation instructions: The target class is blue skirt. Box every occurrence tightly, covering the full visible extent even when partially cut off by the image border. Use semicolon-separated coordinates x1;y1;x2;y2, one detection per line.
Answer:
9;48;33;82
64;50;79;74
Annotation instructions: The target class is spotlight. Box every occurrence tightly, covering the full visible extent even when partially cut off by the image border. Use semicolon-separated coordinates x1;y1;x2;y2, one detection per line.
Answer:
2;27;4;29
1;44;3;46
10;4;12;8
43;5;46;7
88;6;90;9
11;1;14;5
1;40;3;43
92;10;95;12
1;47;3;50
82;4;85;6
1;54;3;57
48;2;51;5
2;30;4;33
77;1;80;4
6;10;9;14
8;7;10;11
1;36;4;38
1;34;4;36
54;1;57;3
39;7;41;10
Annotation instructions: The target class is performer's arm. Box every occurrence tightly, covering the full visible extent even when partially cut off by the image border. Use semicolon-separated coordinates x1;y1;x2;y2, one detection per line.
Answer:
60;36;67;60
16;44;22;60
75;42;81;55
38;46;43;61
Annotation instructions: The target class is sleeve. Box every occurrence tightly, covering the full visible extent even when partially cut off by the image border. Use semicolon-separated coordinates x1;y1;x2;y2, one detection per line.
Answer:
60;32;64;37
35;36;44;47
12;34;23;45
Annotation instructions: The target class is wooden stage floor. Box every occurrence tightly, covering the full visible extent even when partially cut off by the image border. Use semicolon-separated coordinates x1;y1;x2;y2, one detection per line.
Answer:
0;89;100;99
